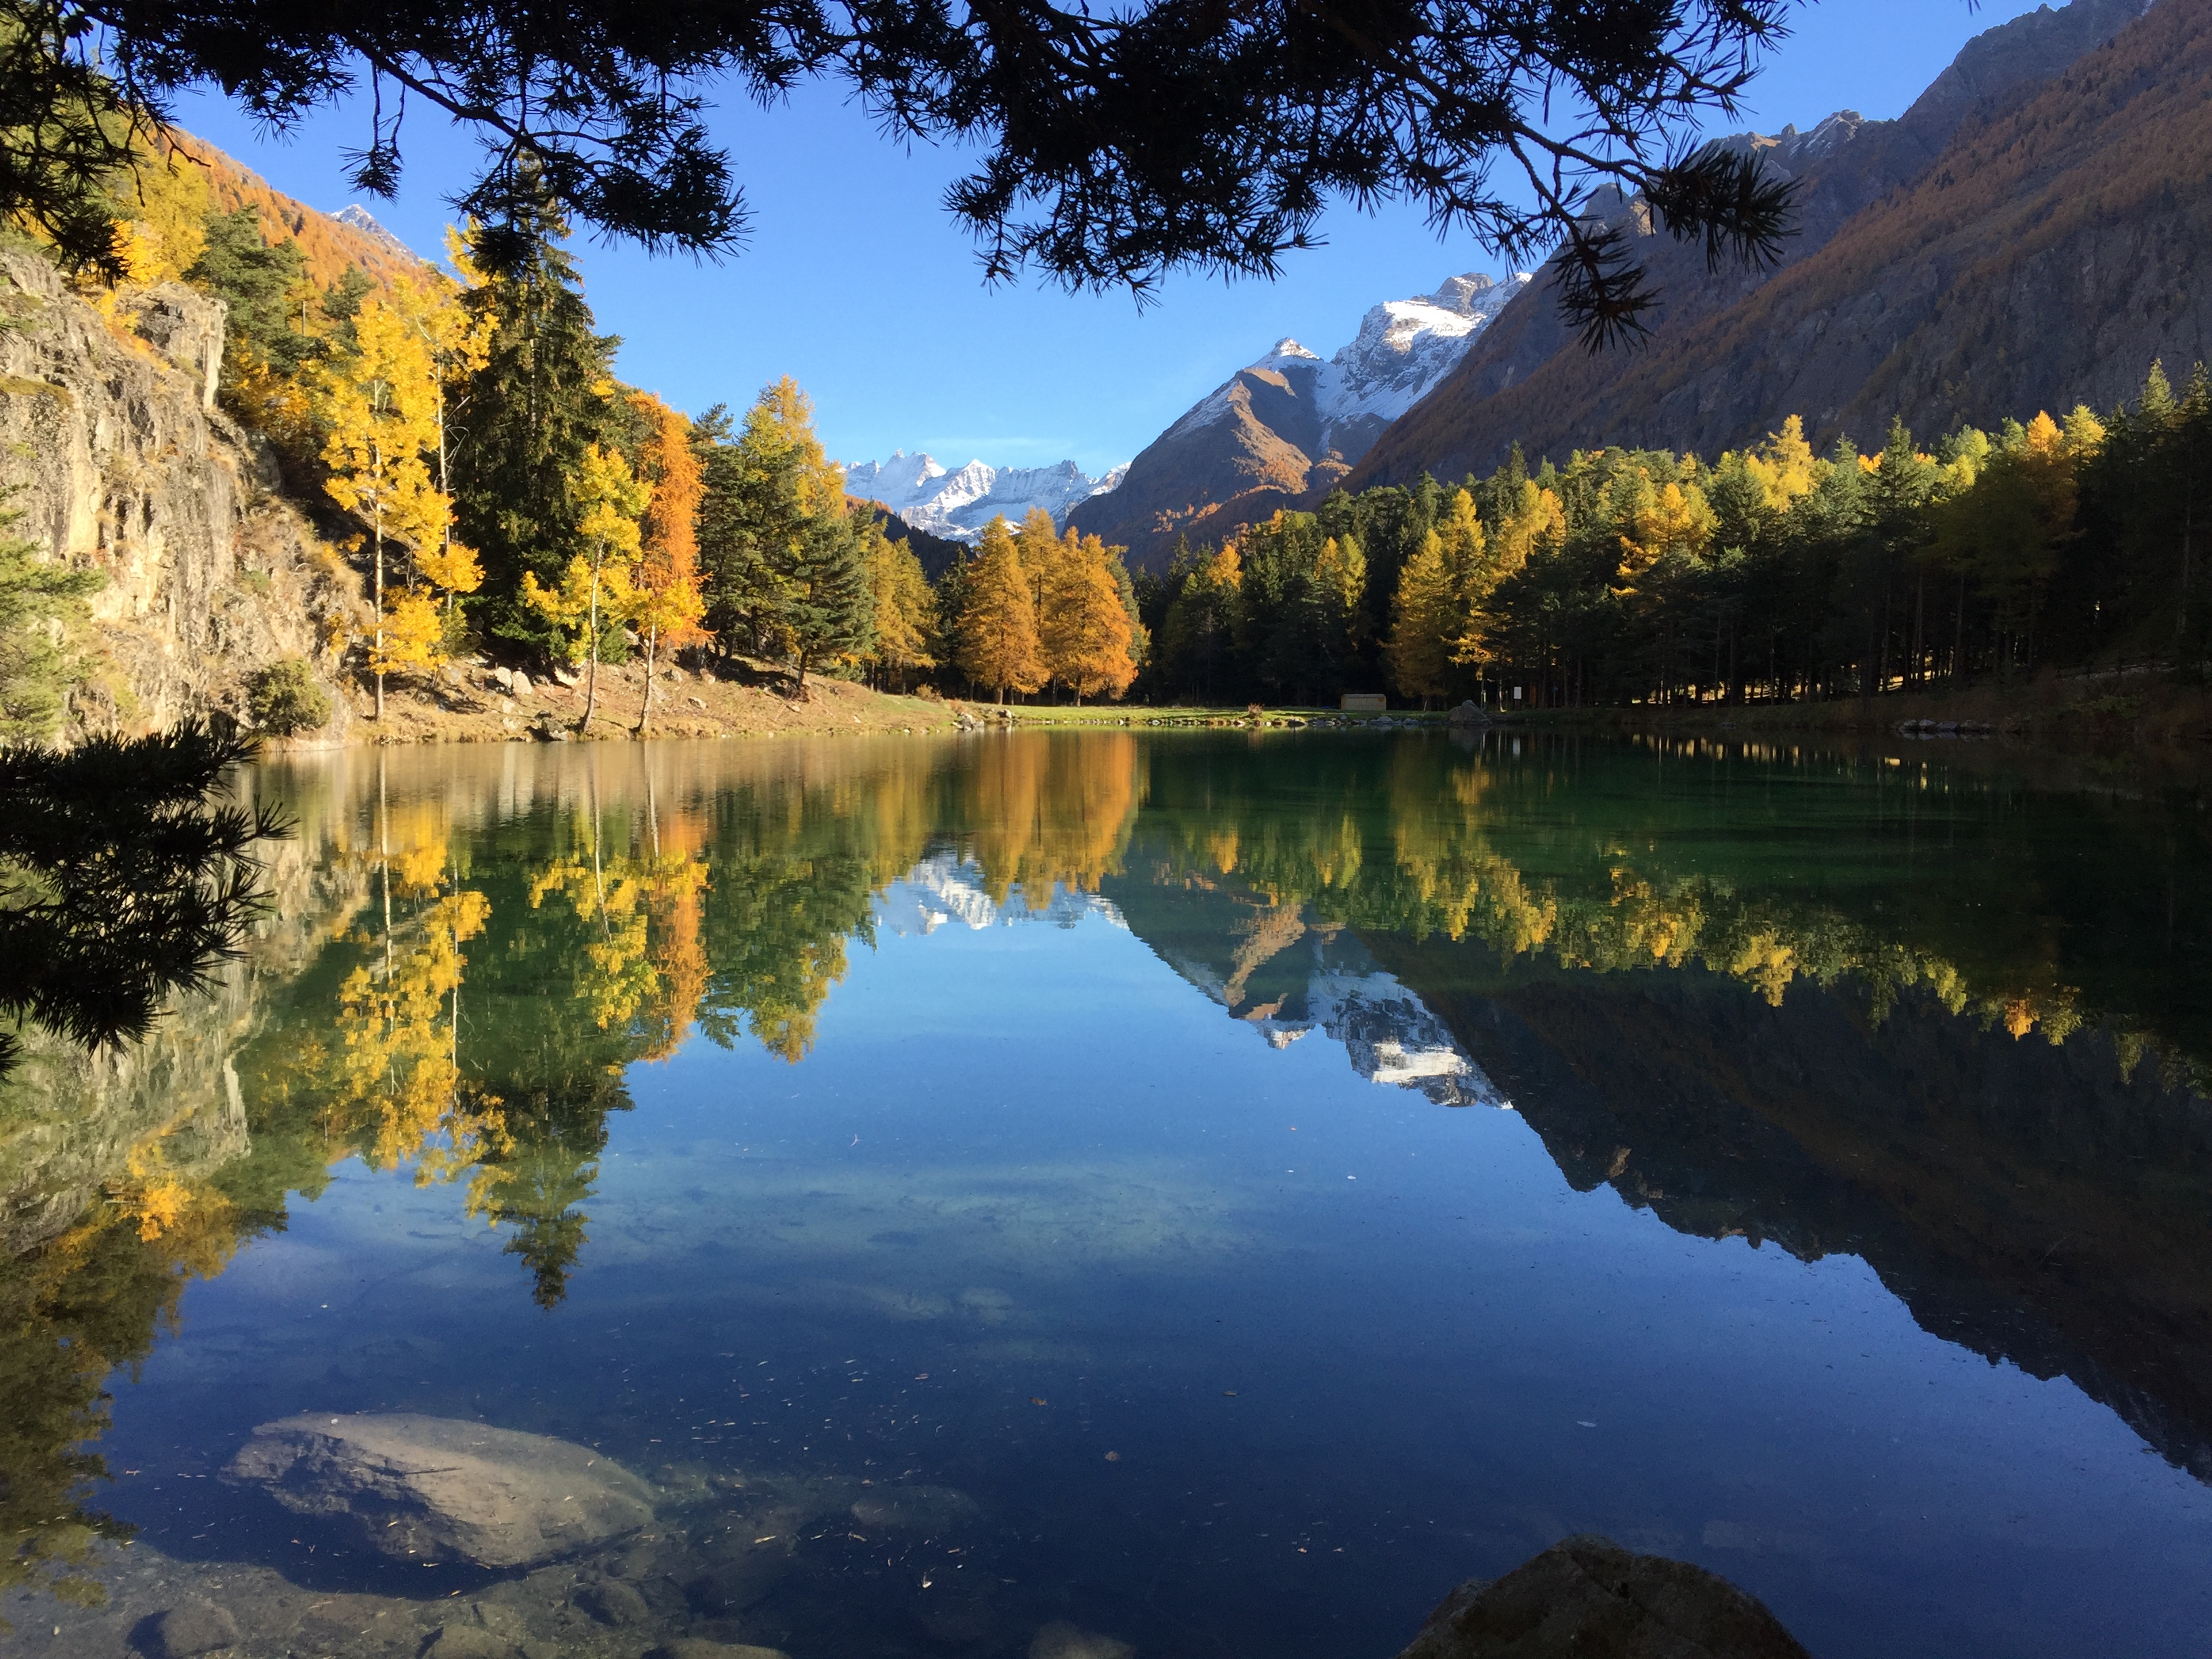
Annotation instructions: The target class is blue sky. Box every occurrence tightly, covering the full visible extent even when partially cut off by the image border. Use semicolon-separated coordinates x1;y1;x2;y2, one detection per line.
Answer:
171;1;2051;475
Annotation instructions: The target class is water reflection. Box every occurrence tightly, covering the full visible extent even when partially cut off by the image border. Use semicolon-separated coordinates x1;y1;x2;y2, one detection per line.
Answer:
3;731;2208;1650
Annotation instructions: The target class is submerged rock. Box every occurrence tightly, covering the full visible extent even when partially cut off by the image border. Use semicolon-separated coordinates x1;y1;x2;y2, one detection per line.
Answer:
645;1643;792;1659
1031;1622;1135;1659
849;1483;981;1534
143;1599;241;1659
222;1413;655;1568
1395;1536;1810;1659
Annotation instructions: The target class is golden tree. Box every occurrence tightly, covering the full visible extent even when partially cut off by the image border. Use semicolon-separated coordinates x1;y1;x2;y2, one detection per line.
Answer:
523;443;650;733
1387;529;1456;703
319;293;445;719
861;515;936;691
1039;528;1137;703
1453;480;1562;686
626;391;710;733
401;251;497;621
956;516;1046;701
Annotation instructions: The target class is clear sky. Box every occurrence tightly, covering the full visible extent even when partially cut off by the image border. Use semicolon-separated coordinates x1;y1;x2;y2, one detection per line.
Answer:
169;0;2051;476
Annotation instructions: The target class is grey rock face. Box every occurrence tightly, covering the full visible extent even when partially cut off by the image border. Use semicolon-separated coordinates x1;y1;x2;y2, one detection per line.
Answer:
144;1598;241;1658
1395;1536;1810;1659
222;1413;655;1568
0;249;357;738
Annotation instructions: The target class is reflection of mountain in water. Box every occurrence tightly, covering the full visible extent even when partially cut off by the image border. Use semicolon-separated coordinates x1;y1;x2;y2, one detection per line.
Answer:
1364;933;2212;1486
875;851;1128;935
1104;871;1508;1106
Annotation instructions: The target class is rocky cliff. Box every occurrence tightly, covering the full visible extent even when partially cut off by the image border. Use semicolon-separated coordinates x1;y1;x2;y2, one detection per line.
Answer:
1351;0;2169;484
0;247;363;738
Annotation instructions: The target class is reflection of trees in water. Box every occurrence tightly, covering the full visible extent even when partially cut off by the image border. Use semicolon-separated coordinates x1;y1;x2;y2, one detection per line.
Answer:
1132;737;2209;1082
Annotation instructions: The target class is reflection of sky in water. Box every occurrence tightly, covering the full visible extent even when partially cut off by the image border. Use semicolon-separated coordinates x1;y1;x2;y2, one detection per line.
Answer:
97;884;2212;1659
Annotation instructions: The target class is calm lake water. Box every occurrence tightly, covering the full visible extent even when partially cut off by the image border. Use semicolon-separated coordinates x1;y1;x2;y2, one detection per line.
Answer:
6;731;2211;1659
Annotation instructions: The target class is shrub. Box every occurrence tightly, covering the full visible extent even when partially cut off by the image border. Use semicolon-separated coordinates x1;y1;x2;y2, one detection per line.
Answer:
248;657;331;735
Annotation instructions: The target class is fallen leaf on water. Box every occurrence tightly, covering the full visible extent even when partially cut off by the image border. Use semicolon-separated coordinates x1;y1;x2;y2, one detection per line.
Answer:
1030;1397;1048;1406
1105;1452;1122;1462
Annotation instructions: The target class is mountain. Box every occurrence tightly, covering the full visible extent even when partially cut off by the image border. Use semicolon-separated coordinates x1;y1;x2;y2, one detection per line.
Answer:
165;131;426;287
1351;0;2179;485
841;452;1124;544
1067;271;1528;567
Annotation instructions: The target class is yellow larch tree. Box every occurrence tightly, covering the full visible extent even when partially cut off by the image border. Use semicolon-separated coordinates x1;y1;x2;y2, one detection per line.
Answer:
957;516;1046;701
523;443;650;733
1453;480;1563;684
626;392;710;734
860;514;936;691
1387;529;1456;703
319;293;446;719
401;251;497;622
1039;528;1137;703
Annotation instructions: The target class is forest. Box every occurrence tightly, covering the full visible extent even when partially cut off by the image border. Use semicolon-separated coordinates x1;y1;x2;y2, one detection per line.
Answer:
5;140;2208;731
1141;381;2212;709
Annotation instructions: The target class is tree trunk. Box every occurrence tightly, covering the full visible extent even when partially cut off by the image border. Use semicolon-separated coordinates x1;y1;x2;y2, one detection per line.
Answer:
373;508;386;721
637;624;658;736
581;547;603;733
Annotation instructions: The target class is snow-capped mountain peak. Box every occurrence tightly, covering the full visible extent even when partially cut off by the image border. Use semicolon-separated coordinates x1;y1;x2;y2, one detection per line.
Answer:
331;204;417;262
1311;271;1530;455
841;450;1122;544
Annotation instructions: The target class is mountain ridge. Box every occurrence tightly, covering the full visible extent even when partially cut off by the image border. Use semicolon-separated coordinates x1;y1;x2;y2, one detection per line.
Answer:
1069;271;1529;566
1350;0;2171;485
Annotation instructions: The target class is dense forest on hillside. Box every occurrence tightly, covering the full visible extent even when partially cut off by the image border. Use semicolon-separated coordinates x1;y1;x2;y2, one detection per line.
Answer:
1134;377;2211;709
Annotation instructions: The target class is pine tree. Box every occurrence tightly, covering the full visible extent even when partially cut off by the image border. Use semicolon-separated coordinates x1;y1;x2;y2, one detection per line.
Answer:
781;505;876;692
0;493;103;744
1160;544;1240;701
957;517;1046;702
449;199;617;646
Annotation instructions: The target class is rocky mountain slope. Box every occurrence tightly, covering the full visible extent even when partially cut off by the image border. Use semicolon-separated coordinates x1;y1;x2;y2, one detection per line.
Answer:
842;451;1124;544
1069;272;1528;566
1351;0;2173;484
0;247;364;737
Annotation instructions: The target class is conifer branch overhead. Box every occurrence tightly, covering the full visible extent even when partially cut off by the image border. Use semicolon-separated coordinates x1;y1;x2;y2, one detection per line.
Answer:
24;0;1795;330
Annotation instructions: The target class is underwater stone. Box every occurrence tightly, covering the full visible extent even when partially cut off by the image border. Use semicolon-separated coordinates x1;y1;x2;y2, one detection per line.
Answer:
423;1626;513;1659
576;1578;653;1626
1030;1622;1136;1659
849;1483;981;1533
1395;1535;1811;1659
222;1413;655;1569
645;1642;793;1659
144;1599;241;1658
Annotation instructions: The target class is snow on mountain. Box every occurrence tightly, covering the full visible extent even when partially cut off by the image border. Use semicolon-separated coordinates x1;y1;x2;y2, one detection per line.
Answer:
1313;272;1528;452
331;204;417;262
842;451;1123;544
874;852;1126;934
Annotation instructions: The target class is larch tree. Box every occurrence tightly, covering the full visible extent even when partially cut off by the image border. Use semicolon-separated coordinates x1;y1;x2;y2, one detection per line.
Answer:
860;515;936;692
957;517;1046;702
1040;529;1136;703
626;390;709;733
1387;529;1456;705
402;249;497;628
318;292;445;720
1453;481;1562;691
522;442;649;733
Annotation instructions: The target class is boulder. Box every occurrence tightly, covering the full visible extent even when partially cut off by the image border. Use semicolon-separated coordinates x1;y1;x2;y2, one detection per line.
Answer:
644;1643;792;1659
222;1412;655;1568
575;1578;653;1626
1447;699;1492;726
1395;1536;1810;1659
1031;1622;1135;1659
511;670;532;697
849;1483;981;1534
142;1599;240;1659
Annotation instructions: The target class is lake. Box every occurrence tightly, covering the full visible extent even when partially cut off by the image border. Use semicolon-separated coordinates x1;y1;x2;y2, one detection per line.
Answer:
5;731;2210;1659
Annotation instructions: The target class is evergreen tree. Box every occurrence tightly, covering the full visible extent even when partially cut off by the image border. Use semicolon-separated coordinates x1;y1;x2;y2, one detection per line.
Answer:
0;495;102;745
780;505;876;691
449;199;617;648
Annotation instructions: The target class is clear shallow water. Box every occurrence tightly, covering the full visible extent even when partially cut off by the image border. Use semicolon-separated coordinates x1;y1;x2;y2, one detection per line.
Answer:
6;733;2212;1658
